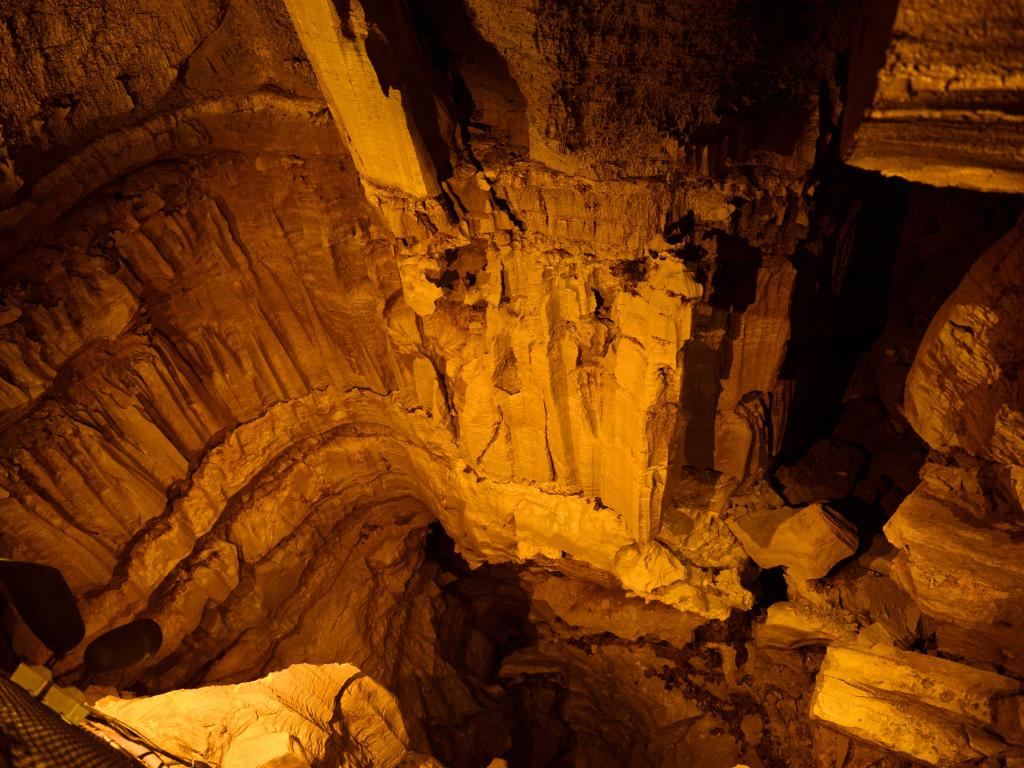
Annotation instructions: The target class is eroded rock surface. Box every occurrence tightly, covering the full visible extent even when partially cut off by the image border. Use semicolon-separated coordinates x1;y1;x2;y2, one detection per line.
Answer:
811;643;1024;766
0;0;1021;766
95;663;441;768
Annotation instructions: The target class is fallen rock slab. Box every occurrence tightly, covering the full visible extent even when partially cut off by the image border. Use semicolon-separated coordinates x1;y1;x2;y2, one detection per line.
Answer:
754;601;856;650
728;502;858;580
884;462;1024;672
95;663;443;768
810;643;1024;766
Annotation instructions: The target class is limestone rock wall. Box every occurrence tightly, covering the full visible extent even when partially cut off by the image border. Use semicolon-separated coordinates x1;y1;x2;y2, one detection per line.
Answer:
842;0;1024;192
0;0;1022;766
0;0;837;683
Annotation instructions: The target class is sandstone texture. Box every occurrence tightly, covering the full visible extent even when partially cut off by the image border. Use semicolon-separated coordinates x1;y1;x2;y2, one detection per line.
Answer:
811;643;1024;766
0;0;1021;766
95;663;440;767
843;0;1024;191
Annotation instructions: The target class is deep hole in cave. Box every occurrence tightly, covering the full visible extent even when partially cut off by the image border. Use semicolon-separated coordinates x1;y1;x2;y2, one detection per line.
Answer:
0;150;1018;768
419;522;579;768
387;170;1024;768
414;524;811;768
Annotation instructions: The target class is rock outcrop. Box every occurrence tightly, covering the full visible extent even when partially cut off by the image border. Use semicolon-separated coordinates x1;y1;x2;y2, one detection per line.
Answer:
811;643;1024;766
95;663;441;768
843;0;1024;192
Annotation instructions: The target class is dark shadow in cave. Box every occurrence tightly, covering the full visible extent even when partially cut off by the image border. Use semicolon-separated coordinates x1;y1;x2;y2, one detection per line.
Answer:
741;562;788;614
777;175;1024;466
774;174;1024;545
404;0;530;154
709;230;763;313
423;523;579;768
777;169;909;464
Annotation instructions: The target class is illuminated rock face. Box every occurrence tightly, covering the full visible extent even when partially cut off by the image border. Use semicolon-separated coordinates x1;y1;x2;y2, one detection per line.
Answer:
95;663;441;768
811;643;1024;766
0;0;1022;766
842;0;1024;192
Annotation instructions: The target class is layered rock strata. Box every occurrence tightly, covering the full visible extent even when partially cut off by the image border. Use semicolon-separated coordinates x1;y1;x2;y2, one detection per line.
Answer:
95;663;442;767
843;0;1024;192
811;643;1024;766
0;0;1021;766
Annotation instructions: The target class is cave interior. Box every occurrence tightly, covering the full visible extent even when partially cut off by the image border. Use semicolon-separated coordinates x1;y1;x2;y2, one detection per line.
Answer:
0;0;1023;766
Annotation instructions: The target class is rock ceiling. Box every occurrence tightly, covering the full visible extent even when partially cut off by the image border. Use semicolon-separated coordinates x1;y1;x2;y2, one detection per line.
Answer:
0;0;1022;766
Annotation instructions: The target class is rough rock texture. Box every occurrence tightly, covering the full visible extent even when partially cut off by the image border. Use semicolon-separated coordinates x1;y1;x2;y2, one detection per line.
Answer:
0;0;827;686
843;0;1024;191
904;217;1024;463
95;663;441;767
727;502;859;580
885;462;1024;672
0;0;1021;766
811;643;1024;766
881;217;1024;678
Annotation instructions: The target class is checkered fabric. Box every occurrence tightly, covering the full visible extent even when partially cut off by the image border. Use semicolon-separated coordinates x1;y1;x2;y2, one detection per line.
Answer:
0;672;141;767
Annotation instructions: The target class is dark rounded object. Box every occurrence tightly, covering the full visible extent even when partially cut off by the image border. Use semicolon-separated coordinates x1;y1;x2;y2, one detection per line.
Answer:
83;619;163;674
0;559;85;655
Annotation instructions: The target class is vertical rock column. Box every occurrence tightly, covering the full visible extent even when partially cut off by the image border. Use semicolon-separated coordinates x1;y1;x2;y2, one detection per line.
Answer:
282;0;441;198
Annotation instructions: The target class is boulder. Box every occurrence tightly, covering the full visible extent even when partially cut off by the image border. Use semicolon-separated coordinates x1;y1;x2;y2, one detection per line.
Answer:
94;663;441;768
904;216;1024;464
810;642;1024;766
728;502;858;580
884;461;1024;672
